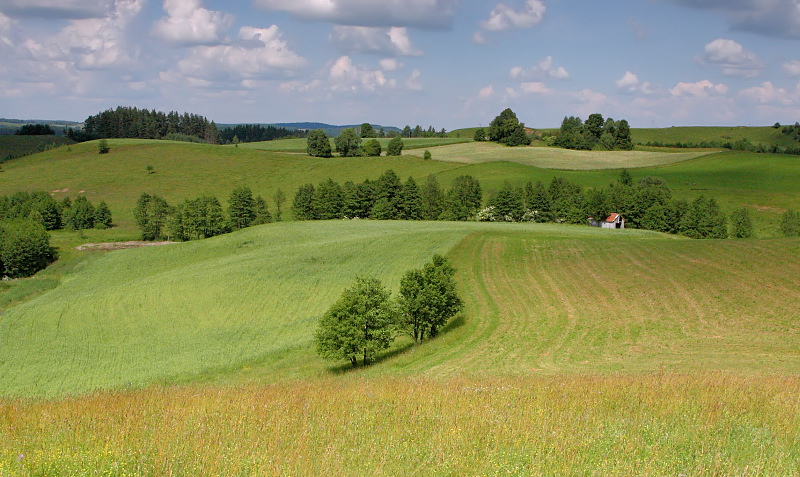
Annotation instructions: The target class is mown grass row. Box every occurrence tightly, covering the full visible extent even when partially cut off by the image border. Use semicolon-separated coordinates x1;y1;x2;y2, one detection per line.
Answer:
2;374;799;475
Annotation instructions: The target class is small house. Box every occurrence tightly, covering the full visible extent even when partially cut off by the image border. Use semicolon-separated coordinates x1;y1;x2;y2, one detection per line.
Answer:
588;214;625;229
602;213;624;229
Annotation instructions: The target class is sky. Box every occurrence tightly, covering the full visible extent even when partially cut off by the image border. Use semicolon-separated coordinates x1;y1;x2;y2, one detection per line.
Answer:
1;0;800;129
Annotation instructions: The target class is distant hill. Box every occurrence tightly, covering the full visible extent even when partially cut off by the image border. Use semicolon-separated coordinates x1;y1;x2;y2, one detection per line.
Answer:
0;118;82;136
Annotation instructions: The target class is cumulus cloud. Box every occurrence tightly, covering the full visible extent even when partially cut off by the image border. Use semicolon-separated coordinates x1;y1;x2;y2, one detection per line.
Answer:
480;0;545;31
478;84;494;98
699;38;763;77
379;58;403;71
0;0;112;19
254;0;457;29
739;81;798;105
331;26;421;56
510;56;569;80
783;60;800;77
615;71;660;95
166;25;307;85
669;80;728;97
668;0;800;39
152;0;235;46
327;56;396;92
520;81;550;94
20;0;144;71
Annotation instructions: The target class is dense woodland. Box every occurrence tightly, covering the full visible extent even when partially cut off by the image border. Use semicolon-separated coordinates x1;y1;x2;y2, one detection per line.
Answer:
218;124;302;144
67;107;220;144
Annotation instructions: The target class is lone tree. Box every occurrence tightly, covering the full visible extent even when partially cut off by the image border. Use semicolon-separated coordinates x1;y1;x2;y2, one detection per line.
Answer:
363;139;382;157
488;108;531;146
398;254;463;341
386;135;404;156
315;276;398;367
228;186;256;230
307;129;332;157
335;128;362;157
360;123;377;138
729;207;753;238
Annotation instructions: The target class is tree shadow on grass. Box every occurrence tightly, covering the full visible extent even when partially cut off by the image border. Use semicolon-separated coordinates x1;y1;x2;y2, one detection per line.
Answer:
327;313;468;375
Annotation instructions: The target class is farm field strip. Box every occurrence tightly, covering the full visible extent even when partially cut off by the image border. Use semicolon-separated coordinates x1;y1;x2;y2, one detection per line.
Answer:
411;141;716;170
376;232;800;377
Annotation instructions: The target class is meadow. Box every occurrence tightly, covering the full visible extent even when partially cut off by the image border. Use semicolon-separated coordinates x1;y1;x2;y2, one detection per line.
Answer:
236;136;471;153
1;134;800;474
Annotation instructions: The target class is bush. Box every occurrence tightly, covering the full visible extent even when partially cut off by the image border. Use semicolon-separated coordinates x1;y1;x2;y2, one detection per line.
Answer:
780;209;800;237
363;139;382;157
0;219;57;278
729;207;753;238
97;139;110;154
386;136;404;156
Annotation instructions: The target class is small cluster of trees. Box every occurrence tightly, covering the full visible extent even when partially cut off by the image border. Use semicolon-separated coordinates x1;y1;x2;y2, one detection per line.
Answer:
0;191;112;231
315;255;462;367
776;122;800;142
292;170;482;221
68;107;219;144
15;124;55;136
400;124;447;138
474;108;532;147
219;124;301;144
554;114;632;151
134;186;283;241
307;129;404;158
0;219;57;278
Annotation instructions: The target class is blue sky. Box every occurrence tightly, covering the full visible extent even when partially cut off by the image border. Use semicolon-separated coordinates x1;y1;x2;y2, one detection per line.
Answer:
1;0;799;129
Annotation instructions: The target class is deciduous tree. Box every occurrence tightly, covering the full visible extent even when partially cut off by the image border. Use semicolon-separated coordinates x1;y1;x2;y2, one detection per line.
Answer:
398;255;463;341
306;129;332;158
335;128;362;157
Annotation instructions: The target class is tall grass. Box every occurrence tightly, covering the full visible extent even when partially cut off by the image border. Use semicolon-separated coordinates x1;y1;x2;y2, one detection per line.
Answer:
2;374;799;475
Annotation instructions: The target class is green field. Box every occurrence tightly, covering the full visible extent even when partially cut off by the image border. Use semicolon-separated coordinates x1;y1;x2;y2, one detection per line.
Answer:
412;140;714;170
2;135;800;473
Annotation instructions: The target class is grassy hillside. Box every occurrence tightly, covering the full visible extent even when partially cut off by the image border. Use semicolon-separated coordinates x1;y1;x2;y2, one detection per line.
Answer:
414;140;713;170
2;220;799;399
1;139;798;235
631;126;799;148
2;221;800;473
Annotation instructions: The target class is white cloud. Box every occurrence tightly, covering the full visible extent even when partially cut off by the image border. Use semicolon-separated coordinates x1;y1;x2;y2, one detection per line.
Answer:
699;38;763;77
739;81;797;105
478;84;494;98
379;58;403;71
328;55;395;92
331;26;421;56
480;0;546;31
615;71;660;95
20;0;144;71
405;68;422;91
520;81;550;94
167;25;307;84
783;60;800;77
510;56;569;80
152;0;235;46
254;0;457;29
669;80;728;97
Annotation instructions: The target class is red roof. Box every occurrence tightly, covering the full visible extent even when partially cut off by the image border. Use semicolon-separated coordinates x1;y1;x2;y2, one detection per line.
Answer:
605;213;622;222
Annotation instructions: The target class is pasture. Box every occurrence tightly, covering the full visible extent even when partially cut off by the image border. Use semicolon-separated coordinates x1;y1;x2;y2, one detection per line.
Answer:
235;137;471;153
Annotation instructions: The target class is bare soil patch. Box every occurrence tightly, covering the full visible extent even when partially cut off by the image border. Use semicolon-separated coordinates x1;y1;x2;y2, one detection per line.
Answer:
76;241;175;252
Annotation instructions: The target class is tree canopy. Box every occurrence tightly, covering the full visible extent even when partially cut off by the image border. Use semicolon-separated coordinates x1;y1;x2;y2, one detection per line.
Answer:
398;255;463;341
307;129;333;158
488;108;531;147
335;128;362;157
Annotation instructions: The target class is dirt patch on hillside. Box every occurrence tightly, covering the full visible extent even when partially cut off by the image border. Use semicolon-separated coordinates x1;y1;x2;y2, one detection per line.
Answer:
76;241;176;252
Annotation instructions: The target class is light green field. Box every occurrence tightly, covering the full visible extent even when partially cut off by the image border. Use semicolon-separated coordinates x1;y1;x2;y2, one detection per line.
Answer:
3;220;800;399
631;126;799;147
409;140;715;170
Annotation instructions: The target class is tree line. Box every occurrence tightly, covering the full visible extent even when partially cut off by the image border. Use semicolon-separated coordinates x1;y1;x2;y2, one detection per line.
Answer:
292;168;760;239
219;124;303;144
291;170;482;222
14;124;55;136
67;107;219;144
315;254;462;367
553;114;633;151
134;186;284;242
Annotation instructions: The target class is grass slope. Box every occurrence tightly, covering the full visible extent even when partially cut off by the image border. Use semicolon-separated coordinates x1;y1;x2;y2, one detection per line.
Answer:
631;126;799;148
0;135;74;160
414;141;713;170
